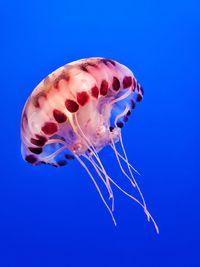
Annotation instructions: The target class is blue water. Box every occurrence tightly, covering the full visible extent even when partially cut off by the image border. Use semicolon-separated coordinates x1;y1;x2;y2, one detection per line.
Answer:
1;0;199;266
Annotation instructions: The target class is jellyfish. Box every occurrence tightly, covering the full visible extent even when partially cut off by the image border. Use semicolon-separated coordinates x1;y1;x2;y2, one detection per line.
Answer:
20;57;158;232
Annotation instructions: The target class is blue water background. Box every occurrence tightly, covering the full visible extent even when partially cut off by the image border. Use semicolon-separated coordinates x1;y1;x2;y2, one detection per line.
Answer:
0;0;199;266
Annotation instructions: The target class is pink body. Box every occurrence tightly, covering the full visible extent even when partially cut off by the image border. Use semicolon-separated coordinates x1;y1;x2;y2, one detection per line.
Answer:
20;57;159;232
21;57;143;167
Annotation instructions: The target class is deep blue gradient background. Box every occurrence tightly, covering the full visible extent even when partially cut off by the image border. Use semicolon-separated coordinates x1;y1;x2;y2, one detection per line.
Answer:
1;0;199;266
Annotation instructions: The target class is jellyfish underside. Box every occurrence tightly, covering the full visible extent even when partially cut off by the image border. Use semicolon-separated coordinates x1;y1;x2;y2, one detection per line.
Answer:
37;89;158;233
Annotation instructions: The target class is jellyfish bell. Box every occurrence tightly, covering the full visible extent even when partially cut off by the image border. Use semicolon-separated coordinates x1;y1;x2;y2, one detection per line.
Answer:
20;57;158;232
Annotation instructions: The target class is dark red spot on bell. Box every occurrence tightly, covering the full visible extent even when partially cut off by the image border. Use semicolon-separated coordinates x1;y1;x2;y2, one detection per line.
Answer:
112;77;120;91
123;116;128;122
35;135;47;143
57;160;67;166
65;154;75;160
109;126;114;132
54;73;70;89
91;85;99;98
25;155;37;164
123;76;132;89
32;92;47;108
117;122;124;128
65;99;79;113
28;147;43;154
101;58;116;66
131;100;136;109
136;94;143;102
77;92;89;106
100;80;109;96
101;59;109;66
106;59;116;66
53;109;67;123
80;63;97;72
80;64;88;72
140;86;144;96
31;135;46;147
42;122;58;135
127;110;131;116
